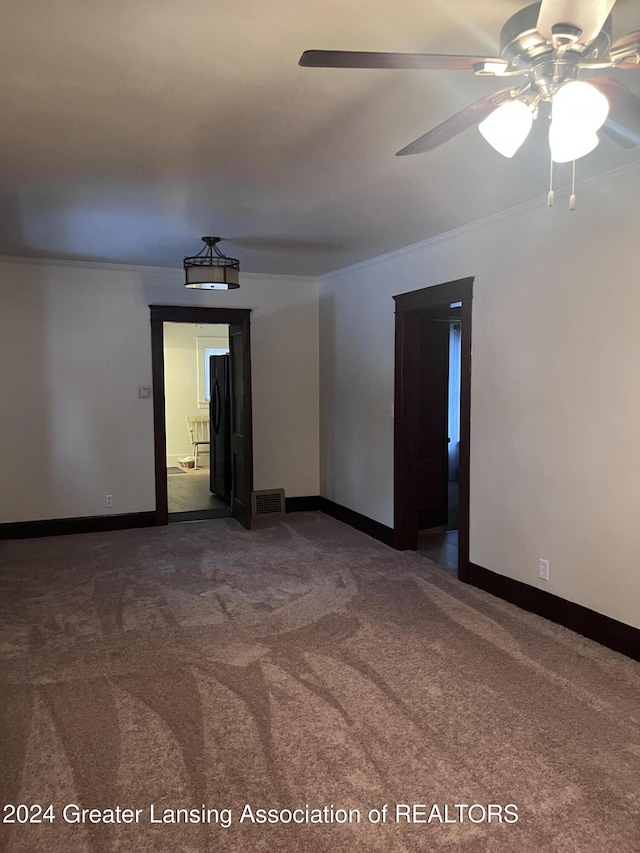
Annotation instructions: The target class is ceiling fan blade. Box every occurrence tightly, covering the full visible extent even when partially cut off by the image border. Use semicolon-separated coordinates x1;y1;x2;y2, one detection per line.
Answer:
299;50;501;71
611;30;640;51
536;0;616;45
610;30;640;68
396;89;515;156
601;120;640;148
590;76;640;147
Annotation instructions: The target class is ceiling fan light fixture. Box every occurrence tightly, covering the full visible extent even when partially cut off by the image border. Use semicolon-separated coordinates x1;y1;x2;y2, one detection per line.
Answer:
549;123;599;163
184;236;240;290
478;99;534;158
552;80;610;130
549;81;609;164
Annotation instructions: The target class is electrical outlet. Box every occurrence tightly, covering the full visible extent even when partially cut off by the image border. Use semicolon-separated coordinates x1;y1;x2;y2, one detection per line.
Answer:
105;495;114;508
539;558;549;581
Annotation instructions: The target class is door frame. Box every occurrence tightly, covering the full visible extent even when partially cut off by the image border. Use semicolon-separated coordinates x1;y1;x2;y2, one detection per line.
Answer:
393;278;473;581
150;305;253;526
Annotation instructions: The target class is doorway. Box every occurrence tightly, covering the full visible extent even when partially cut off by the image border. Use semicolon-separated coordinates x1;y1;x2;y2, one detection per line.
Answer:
150;305;253;530
163;321;230;521
393;279;472;581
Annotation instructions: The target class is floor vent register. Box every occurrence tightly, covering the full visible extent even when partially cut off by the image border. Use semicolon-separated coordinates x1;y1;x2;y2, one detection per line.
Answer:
251;488;286;517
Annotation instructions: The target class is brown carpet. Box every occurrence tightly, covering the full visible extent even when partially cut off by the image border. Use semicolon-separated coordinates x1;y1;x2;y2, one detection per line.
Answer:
0;512;638;853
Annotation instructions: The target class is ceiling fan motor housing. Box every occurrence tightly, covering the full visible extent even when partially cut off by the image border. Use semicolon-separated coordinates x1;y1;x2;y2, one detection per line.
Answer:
500;2;612;68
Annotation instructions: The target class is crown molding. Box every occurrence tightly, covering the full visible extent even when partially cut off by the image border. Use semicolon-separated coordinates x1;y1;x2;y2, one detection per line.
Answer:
0;254;182;275
0;254;317;284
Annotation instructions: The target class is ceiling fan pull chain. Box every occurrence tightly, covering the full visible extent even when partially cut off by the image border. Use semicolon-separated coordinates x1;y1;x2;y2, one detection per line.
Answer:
547;154;554;207
569;160;577;211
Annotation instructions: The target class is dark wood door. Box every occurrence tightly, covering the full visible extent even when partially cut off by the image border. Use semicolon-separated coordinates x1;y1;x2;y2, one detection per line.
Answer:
394;312;449;546
229;320;253;529
209;354;231;502
417;315;450;530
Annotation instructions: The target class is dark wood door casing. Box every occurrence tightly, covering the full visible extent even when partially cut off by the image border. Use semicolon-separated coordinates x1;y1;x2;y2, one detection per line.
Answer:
150;305;253;527
393;278;473;582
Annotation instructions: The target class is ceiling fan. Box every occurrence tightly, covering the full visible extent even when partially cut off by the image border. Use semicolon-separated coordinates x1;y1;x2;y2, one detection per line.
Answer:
299;0;640;165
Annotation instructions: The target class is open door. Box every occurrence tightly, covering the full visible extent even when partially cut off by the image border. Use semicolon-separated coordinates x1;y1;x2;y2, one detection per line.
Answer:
229;319;253;530
209;354;231;502
417;314;450;530
394;311;449;544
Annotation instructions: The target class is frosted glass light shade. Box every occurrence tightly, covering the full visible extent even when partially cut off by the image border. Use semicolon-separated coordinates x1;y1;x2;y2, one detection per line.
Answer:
552;81;610;131
549;81;609;163
549;123;599;163
478;100;534;158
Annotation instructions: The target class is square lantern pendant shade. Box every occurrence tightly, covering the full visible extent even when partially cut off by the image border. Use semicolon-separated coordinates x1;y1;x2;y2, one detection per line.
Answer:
184;237;240;290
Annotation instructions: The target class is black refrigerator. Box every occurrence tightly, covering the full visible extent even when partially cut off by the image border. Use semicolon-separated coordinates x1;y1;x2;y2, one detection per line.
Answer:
209;354;232;502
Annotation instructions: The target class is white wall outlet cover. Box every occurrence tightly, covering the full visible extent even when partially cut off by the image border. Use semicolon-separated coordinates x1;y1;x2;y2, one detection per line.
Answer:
539;559;550;581
137;386;152;398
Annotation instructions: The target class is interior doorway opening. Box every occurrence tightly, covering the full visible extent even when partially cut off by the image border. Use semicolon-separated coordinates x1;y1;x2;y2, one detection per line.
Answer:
150;305;254;530
416;303;462;571
163;321;232;522
393;280;472;581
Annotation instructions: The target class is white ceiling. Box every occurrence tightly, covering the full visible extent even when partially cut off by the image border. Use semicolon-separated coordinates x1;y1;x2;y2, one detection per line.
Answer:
0;0;638;275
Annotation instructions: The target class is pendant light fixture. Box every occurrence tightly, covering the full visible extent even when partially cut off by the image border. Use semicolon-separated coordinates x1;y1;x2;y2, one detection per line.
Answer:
184;236;240;290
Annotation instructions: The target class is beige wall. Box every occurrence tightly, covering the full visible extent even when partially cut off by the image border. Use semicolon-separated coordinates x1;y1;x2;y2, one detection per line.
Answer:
0;260;319;522
163;323;228;464
319;162;640;630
